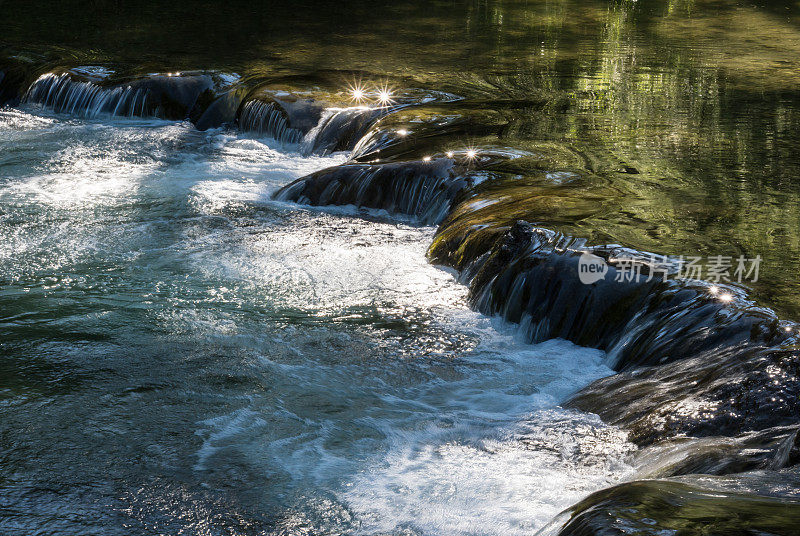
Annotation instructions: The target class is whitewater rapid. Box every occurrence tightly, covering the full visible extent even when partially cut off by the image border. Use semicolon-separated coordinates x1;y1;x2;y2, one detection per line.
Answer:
0;105;634;535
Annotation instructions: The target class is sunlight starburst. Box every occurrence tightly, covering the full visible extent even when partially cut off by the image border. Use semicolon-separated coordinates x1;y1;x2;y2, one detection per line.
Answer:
376;84;395;107
348;81;367;104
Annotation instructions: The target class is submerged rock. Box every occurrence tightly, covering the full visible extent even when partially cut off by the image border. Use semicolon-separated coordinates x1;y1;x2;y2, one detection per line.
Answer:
129;73;218;119
633;425;800;478
0;68;21;106
193;88;243;131
568;344;800;445
548;475;800;536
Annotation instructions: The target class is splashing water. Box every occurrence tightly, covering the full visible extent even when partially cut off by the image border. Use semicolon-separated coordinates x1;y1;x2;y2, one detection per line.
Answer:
0;107;634;535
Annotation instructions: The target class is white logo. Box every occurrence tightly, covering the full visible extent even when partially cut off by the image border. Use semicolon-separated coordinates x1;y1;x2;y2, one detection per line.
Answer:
578;252;608;284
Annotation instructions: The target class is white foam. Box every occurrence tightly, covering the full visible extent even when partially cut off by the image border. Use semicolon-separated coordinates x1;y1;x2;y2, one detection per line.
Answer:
344;415;631;536
340;336;634;536
191;325;635;535
0;110;344;280
0;107;56;131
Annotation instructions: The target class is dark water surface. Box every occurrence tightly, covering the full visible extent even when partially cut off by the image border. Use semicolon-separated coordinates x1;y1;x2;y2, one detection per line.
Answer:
2;1;800;534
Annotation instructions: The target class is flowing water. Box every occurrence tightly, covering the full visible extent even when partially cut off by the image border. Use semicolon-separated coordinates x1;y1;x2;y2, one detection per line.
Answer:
0;109;633;534
2;0;800;534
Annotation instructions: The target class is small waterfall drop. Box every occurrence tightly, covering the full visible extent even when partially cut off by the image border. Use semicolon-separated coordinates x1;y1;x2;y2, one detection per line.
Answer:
300;106;380;155
24;73;151;118
237;100;304;145
273;159;478;225
237;96;386;156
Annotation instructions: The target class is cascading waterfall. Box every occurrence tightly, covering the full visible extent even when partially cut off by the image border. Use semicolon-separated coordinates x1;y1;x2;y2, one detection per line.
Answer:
273;158;485;225
273;158;800;462
298;106;342;153
18;72;392;155
3;51;800;535
237;100;304;145
457;222;789;371
24;73;151;118
237;97;388;155
300;106;384;155
269;147;800;533
276;163;794;375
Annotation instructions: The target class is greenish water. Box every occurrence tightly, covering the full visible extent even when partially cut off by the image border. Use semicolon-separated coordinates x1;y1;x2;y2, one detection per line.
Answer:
6;0;799;316
2;1;800;534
